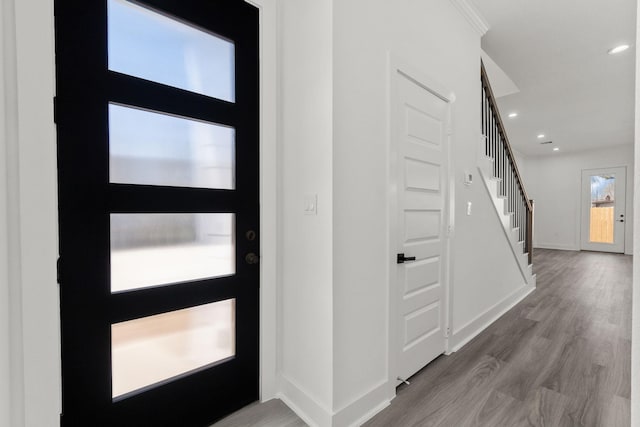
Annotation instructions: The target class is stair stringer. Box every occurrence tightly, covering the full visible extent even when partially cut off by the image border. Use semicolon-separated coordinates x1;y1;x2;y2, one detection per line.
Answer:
477;136;536;287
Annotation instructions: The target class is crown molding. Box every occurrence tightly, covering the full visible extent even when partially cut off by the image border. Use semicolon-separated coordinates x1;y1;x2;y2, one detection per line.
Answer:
450;0;490;36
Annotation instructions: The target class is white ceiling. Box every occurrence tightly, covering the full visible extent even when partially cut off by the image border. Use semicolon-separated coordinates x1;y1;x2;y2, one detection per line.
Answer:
474;0;637;156
481;49;520;98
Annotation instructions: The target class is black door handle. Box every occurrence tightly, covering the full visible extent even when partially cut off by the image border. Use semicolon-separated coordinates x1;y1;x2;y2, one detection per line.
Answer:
397;253;416;264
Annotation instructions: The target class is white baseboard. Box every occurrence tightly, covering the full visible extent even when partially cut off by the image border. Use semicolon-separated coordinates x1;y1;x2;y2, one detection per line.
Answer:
333;381;390;427
277;374;332;427
533;243;579;251
449;284;535;352
278;375;391;427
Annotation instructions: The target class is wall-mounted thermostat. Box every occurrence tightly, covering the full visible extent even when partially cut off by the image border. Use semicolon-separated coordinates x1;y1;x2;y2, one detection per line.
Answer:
464;172;473;186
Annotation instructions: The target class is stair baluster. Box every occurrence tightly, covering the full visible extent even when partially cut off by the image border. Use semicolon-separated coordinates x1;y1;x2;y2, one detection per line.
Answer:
481;62;534;265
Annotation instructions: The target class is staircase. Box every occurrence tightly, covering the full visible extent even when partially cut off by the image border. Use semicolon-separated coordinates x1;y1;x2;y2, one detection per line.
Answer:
478;63;536;285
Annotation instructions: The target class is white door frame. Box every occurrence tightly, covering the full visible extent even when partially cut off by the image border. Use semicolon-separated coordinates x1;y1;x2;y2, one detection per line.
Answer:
245;0;279;402
386;53;455;399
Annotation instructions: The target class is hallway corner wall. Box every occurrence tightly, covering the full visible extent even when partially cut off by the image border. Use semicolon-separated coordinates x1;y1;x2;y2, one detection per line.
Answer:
277;0;335;424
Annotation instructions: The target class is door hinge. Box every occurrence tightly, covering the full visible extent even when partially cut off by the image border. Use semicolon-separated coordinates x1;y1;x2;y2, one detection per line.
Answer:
53;96;58;124
445;327;451;337
59;412;63;427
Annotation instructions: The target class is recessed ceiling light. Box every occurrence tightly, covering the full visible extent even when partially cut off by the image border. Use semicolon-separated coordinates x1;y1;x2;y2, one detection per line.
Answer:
537;134;545;139
508;112;518;118
608;44;630;55
553;147;560;151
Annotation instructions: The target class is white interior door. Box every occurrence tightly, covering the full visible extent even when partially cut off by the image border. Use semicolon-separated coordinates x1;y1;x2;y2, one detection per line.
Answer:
580;167;626;253
393;70;449;383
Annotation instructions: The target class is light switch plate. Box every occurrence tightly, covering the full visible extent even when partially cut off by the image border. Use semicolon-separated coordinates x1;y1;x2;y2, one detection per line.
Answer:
304;194;318;215
464;171;473;185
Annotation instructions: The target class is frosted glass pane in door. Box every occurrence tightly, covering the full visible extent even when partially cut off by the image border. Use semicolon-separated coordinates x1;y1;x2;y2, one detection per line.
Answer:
112;299;235;398
110;213;235;292
109;104;235;189
589;174;615;244
108;0;235;102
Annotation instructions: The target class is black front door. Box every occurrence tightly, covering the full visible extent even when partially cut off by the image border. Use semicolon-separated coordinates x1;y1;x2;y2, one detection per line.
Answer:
55;1;259;425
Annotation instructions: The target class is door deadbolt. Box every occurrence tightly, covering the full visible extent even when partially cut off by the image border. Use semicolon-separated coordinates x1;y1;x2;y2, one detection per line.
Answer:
246;230;256;241
245;252;259;265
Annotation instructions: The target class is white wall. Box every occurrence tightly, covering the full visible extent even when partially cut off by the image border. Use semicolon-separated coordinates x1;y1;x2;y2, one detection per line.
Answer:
277;0;527;424
0;0;14;424
449;141;533;339
511;148;528;185
278;0;335;422
1;0;60;425
0;0;536;426
631;2;640;424
451;170;530;336
330;0;528;424
331;0;480;415
521;145;634;254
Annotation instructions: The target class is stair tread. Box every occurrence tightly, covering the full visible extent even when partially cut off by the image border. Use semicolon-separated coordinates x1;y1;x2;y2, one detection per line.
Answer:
479;156;534;282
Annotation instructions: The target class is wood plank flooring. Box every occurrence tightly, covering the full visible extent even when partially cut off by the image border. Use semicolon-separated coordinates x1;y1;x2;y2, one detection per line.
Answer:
211;399;306;427
212;249;632;427
365;249;631;427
